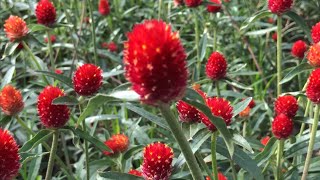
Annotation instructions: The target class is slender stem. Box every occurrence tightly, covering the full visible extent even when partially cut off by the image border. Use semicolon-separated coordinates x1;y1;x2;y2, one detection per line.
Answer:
61;133;71;169
46;30;55;70
298;100;311;136
82;121;90;180
213;26;217;51
194;10;201;81
195;151;214;180
45;129;59;180
211;132;218;180
230;160;237;180
158;104;204;180
87;0;98;64
243;120;247;137
276;16;282;96
301;105;320;180
216;81;221;97
276;139;284;180
158;0;162;19
262;161;270;174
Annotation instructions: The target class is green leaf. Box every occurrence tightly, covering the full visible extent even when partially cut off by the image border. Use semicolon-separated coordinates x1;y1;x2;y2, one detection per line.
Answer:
0;116;12;126
19;130;53;152
52;96;79;105
85;114;120;123
36;71;73;88
224;79;253;90
285;11;312;42
123;145;144;160
1;42;19;60
29;24;50;32
240;10;273;31
20;152;49;165
233;134;254;153
103;70;125;78
1;66;15;88
232;97;252;117
98;172;143;180
200;32;208;62
108;90;140;102
255;137;277;165
280;63;313;84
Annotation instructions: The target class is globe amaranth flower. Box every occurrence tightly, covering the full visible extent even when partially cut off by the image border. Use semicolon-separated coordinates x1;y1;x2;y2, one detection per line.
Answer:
184;0;202;7
206;52;227;81
274;95;298;118
44;35;56;44
103;134;129;156
268;0;293;15
99;0;110;16
4;16;28;42
176;100;202;123
35;0;56;26
207;0;222;13
0;85;24;116
260;136;271;151
306;68;320;104
311;22;320;44
272;114;293;139
206;172;228;180
291;40;307;59
307;42;320;67
124;19;188;105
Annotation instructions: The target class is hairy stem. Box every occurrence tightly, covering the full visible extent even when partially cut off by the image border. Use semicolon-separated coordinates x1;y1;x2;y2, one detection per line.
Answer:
211;132;219;180
276;139;284;180
45;129;59;180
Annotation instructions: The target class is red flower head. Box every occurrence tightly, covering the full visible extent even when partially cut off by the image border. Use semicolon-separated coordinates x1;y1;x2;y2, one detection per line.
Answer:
184;0;202;7
192;84;207;100
207;0;222;13
202;97;233;131
37;86;70;128
176;100;202;123
206;172;228;180
128;169;143;177
0;85;24;116
274;95;298;118
291;40;307;59
0;128;20;180
107;42;118;52
268;0;293;15
307;42;320;67
174;0;184;7
4;16;28;42
306;68;320;104
239;106;251;118
311;22;320;44
73;64;103;96
267;18;275;24
260;136;271;151
206;52;227;81
124;19;188;105
272;32;277;42
99;0;110;16
141;142;173;180
17;43;24;50
103;134;129;156
248;99;256;108
44;35;56;44
35;0;56;26
272;114;293;139
55;69;63;74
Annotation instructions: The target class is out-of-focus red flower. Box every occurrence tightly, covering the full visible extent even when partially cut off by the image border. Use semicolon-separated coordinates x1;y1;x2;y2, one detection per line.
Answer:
306;68;320;104
206;172;228;180
184;0;202;7
0;85;24;116
55;69;63;74
206;52;227;81
103;134;129;156
268;0;293;15
207;0;222;13
4;16;28;42
311;22;320;44
272;114;293;139
35;0;56;26
103;42;118;52
99;0;110;16
267;18;275;24
272;32;277;42
291;40;307;59
174;0;184;7
239;106;251;118
260;136;271;151
44;35;56;43
307;42;320;67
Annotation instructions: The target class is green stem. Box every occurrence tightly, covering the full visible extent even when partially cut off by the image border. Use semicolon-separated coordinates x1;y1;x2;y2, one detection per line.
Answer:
230;160;237;180
82;120;90;180
276;139;284;180
213;26;217;51
276;16;282;96
301;105;320;180
216;81;221;97
158;104;204;180
298;100;311;136
243;120;247;138
211;132;218;180
158;0;162;19
194;10;200;81
45;129;59;180
46;30;55;70
195;152;214;180
87;0;98;64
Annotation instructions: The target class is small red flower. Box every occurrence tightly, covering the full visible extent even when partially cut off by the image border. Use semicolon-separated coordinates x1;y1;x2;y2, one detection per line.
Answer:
141;142;173;180
4;16;28;42
37;86;70;128
35;0;56;26
102;42;117;52
124;19;187;105
17;43;24;50
239;106;251;118
207;0;222;13
268;0;293;15
307;42;320;67
311;22;320;44
274;95;298;118
0;128;20;179
206;52;227;81
73;64;103;96
103;134;129;156
184;0;202;7
0;85;24;116
267;18;275;24
272;32;277;42
206;172;228;180
260;136;271;151
272;114;293;139
99;0;110;16
248;99;256;108
202;97;233;131
44;35;56;44
176;100;201;123
55;69;63;74
306;68;320;104
174;0;184;7
128;169;143;177
291;40;307;59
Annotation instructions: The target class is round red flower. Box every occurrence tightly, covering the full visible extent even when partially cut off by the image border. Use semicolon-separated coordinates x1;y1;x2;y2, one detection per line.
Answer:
35;0;56;26
37;86;70;128
306;68;320;104
176;100;202;123
307;42;320;67
141;142;173;180
102;42;118;52
103;134;129;156
184;0;202;7
73;64;103;96
268;0;293;15
207;0;222;13
124;19;188;105
0;85;24;116
128;169;143;177
206;52;227;81
268;18;275;24
272;32;277;42
311;22;320;44
174;0;184;7
0;128;20;180
55;69;63;74
239;106;251;118
206;172;228;180
272;114;293;139
260;136;271;151
99;0;110;16
291;40;307;59
274;95;298;118
44;35;56;44
4;16;28;42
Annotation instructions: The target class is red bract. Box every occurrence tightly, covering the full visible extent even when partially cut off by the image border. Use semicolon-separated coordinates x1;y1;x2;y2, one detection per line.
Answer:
99;0;110;16
207;0;222;13
0;85;24;116
307;42;320;67
35;0;56;26
274;95;298;118
44;35;56;43
306;68;320;104
206;172;228;180
128;169;143;177
268;0;293;15
205;52;227;81
103;134;129;156
141;142;173;180
124;19;188;105
0;128;20;180
4;16;28;42
37;86;70;128
184;0;202;7
291;40;307;59
73;64;103;96
311;22;320;44
176;100;201;123
272;114;293;139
